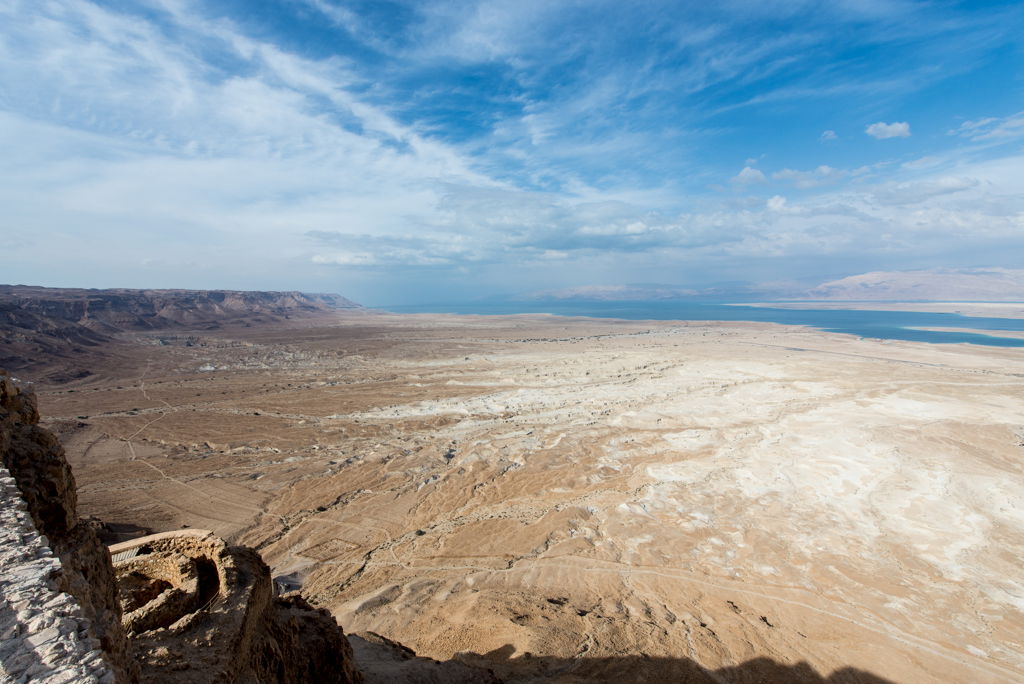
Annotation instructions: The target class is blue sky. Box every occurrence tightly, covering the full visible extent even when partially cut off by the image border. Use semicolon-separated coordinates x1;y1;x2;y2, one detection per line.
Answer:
1;0;1023;304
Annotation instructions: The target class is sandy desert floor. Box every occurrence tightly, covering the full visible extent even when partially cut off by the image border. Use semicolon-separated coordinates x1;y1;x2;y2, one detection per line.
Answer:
32;312;1024;683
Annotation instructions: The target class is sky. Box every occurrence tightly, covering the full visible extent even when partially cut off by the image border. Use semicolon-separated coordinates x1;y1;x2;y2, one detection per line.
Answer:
1;0;1023;304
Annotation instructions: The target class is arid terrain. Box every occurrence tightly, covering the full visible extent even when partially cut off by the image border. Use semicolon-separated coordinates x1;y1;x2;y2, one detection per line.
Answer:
11;299;1024;683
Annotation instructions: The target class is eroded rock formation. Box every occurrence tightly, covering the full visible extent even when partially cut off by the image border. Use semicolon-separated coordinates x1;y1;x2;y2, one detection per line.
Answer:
1;369;362;683
0;370;137;683
0;285;362;382
112;533;361;684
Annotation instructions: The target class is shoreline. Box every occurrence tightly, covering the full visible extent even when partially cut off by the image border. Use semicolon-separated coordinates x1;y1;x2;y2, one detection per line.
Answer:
366;305;1024;348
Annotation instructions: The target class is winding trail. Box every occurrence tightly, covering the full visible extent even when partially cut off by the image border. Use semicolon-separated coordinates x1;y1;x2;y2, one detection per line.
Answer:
119;365;303;563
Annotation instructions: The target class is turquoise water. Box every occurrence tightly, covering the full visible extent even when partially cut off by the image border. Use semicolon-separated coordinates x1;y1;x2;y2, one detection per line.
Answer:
377;300;1024;348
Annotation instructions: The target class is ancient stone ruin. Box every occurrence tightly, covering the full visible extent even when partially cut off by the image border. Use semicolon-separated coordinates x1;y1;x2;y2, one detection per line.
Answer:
111;531;360;683
0;370;361;683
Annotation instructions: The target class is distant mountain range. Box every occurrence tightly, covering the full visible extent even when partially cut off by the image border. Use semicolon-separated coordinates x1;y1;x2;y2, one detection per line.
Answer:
522;284;702;301
806;269;1024;301
523;269;1024;302
0;286;361;382
0;286;359;330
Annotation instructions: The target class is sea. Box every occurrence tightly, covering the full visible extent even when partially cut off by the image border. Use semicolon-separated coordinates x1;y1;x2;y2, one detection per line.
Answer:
376;300;1024;348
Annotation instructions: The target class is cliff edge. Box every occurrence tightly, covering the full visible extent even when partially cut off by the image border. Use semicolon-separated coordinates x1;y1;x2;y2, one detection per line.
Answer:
1;370;137;683
0;286;363;383
0;369;362;683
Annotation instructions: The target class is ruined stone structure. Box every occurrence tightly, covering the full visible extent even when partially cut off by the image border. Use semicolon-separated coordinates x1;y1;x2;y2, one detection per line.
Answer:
111;532;361;683
0;464;113;683
0;370;362;683
1;371;135;683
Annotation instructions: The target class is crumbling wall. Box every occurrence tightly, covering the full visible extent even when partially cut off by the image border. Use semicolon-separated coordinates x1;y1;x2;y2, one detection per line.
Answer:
113;534;362;684
0;371;137;683
0;465;113;683
2;369;365;683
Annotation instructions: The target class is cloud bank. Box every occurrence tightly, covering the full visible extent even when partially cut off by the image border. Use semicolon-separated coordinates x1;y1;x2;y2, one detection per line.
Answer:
1;0;1023;303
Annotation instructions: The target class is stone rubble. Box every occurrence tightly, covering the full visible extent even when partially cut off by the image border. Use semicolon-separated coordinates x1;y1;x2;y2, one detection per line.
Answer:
0;467;112;684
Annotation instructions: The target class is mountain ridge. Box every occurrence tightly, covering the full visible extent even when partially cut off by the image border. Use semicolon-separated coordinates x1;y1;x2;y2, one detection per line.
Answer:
0;285;362;382
518;268;1024;302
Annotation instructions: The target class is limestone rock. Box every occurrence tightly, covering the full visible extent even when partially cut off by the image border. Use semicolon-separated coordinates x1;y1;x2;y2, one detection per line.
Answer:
1;370;137;683
113;533;362;684
2;369;364;683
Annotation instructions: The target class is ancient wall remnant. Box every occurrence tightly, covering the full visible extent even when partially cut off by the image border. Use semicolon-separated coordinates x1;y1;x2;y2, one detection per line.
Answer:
2;369;363;683
0;465;113;683
111;532;362;684
0;371;137;683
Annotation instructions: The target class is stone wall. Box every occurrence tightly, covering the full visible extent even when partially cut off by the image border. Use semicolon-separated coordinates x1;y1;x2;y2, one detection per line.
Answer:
1;369;364;683
1;371;137;683
112;533;362;684
0;465;113;683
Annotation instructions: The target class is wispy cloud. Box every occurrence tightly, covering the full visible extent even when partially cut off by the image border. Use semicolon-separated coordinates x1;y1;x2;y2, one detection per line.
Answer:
773;165;848;189
872;177;980;206
2;0;1024;299
949;111;1024;142
866;121;911;139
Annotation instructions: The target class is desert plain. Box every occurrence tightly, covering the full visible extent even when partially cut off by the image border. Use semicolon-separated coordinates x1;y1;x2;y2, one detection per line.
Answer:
29;311;1024;683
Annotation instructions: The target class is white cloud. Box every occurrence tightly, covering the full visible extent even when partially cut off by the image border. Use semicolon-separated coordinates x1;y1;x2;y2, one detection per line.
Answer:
820;129;837;141
0;1;512;281
732;166;767;184
872;176;980;205
901;156;942;170
2;1;1024;299
772;165;847;188
865;121;911;139
948;111;1024;142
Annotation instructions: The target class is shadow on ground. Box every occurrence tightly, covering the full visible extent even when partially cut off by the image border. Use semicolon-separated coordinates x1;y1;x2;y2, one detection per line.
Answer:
458;644;897;683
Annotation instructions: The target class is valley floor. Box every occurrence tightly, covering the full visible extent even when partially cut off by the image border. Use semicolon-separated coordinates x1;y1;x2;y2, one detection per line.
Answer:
35;312;1024;683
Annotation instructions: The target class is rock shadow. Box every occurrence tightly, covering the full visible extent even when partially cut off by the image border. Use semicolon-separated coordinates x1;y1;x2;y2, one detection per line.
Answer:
456;645;898;683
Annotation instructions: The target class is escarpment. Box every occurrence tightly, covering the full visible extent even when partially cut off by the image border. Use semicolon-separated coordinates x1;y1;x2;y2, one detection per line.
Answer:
0;285;363;382
0;370;362;683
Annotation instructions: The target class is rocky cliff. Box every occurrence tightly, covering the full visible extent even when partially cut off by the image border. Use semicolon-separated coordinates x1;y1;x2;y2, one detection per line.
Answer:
0;370;137;683
0;286;360;332
0;286;362;382
0;370;362;683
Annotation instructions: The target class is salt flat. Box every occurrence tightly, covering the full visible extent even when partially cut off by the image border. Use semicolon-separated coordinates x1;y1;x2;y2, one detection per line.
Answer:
37;312;1024;683
909;327;1024;340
